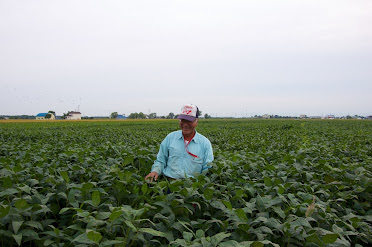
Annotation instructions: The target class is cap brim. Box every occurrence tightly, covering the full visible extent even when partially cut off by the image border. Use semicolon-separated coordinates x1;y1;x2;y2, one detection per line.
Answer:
177;114;196;121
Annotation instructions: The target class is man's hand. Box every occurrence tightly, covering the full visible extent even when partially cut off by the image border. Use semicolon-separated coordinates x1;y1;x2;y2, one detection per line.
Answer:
145;171;159;182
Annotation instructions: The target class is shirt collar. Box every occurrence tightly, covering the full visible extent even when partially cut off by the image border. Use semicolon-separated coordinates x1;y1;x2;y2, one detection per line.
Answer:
178;130;199;143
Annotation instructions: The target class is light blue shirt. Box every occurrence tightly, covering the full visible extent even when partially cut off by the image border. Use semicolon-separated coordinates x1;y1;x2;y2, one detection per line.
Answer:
151;130;214;179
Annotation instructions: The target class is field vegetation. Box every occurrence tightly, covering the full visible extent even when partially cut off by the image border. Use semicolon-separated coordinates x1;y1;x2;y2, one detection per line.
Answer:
0;119;371;246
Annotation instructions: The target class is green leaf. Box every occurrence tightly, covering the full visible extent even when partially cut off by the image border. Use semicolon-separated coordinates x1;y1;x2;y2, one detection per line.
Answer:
260;240;280;247
96;212;111;220
92;191;101;207
235;189;245;198
201;237;212;247
292;217;311;228
43;239;55;246
18;185;31;194
68;189;77;207
251;241;264;247
59;207;72;214
13;164;23;173
332;224;344;234
255;194;265;212
82;182;94;193
124;220;137;231
2;176;12;188
238;223;250;231
139;228;166;237
272;206;285;219
60;170;70;183
15;199;29;210
324;175;335;184
196;229;205;238
12;221;24;234
109;210;123;221
141;183;148;194
235;208;248;221
0;188;18;197
222;200;232;210
170;239;188;246
124;156;134;165
266;218;283;231
219;240;240;247
24;221;43;231
266;197;282;208
211;232;231;246
72;233;96;244
87;230;102;243
100;240;125;246
124;171;133;182
306;233;322;245
49;225;60;237
19;228;39;240
322;233;339;244
176;220;194;235
210;200;226;210
183;231;193;241
264;177;272;186
13;233;22;246
204;188;214;200
0;205;10;218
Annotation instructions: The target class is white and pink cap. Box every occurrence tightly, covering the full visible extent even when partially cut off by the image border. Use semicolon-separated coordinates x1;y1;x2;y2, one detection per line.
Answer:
177;104;199;121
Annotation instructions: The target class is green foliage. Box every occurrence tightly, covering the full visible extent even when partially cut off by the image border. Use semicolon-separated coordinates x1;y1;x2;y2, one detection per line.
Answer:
0;119;371;246
148;113;157;119
166;112;175;119
204;113;212;119
128;112;147;119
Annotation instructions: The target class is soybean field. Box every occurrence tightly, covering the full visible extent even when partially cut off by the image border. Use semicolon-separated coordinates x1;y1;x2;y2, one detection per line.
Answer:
0;119;371;246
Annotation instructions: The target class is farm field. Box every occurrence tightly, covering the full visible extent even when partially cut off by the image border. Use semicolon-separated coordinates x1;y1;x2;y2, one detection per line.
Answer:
0;119;371;246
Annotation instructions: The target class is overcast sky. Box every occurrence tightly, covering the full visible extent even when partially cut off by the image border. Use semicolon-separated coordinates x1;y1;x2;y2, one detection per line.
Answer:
1;0;371;117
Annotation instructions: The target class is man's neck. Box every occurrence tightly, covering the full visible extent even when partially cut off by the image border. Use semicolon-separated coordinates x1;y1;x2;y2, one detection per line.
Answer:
183;131;195;141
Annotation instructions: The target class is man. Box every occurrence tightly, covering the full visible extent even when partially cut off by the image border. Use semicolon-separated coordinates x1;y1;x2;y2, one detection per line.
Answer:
145;104;214;181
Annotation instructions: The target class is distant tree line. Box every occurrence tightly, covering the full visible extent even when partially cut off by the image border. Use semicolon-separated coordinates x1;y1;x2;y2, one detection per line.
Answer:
110;111;212;119
127;112;177;119
0;115;36;119
253;115;295;119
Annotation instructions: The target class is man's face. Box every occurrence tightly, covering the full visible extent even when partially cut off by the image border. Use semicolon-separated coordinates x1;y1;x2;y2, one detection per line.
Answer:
179;119;198;136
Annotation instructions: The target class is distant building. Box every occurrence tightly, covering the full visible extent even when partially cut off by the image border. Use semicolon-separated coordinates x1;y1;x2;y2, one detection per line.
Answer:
309;116;322;119
116;115;127;120
326;115;335;119
36;113;47;120
367;116;372;120
300;115;307;119
66;111;81;120
262;114;271;119
36;113;55;120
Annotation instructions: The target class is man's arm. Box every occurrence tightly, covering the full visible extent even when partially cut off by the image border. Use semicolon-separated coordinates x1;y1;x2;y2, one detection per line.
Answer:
201;140;214;172
151;138;169;174
145;136;169;181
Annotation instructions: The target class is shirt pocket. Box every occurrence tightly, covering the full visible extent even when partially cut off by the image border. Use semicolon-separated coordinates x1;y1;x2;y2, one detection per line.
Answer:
168;146;182;158
188;157;203;175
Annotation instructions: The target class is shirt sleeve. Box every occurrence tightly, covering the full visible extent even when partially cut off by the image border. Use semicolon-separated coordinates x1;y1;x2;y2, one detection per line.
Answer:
151;136;169;175
201;140;214;172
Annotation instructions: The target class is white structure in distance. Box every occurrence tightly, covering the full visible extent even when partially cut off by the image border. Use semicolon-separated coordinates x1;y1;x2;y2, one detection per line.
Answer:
66;111;81;120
